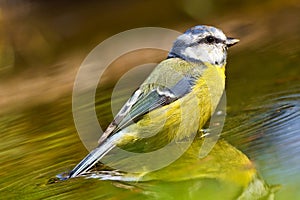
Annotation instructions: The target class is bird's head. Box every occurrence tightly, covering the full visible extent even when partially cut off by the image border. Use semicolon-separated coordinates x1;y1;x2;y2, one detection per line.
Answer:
168;25;239;67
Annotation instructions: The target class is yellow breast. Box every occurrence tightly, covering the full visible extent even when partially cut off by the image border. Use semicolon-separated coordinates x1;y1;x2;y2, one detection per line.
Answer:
128;61;226;142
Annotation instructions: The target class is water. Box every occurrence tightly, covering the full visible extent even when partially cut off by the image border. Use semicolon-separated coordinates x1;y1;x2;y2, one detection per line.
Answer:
223;87;300;199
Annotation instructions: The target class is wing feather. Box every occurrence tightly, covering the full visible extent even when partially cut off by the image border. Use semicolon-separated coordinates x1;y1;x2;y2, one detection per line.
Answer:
98;60;201;144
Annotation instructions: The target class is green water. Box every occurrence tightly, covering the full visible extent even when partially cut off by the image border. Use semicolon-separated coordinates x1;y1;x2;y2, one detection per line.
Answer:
1;1;300;199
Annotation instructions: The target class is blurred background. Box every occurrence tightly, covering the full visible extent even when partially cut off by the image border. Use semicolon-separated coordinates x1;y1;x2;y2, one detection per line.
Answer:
0;0;300;199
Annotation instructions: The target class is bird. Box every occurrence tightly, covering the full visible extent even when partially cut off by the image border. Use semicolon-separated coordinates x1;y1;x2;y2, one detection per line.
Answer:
67;25;239;179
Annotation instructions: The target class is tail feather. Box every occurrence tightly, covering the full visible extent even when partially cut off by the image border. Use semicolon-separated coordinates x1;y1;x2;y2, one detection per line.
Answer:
68;136;117;178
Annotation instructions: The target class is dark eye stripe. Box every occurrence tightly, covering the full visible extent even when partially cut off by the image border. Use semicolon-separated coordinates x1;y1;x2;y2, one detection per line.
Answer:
197;36;224;44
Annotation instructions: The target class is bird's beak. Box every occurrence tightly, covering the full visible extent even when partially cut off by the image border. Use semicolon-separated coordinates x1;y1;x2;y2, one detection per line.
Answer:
225;37;239;47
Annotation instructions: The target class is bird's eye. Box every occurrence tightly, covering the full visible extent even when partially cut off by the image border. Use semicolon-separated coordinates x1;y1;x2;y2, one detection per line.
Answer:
205;36;215;44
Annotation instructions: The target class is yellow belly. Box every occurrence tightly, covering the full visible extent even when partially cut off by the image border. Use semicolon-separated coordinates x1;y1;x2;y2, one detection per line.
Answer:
119;63;226;144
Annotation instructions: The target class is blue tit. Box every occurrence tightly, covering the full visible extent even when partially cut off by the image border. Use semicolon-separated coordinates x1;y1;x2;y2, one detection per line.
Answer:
68;25;239;178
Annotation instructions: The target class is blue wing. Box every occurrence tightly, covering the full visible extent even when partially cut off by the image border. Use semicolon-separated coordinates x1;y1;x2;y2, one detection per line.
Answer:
98;75;196;144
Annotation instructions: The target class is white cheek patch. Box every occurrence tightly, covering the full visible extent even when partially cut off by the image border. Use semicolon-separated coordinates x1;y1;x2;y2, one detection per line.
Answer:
181;44;225;66
182;47;206;61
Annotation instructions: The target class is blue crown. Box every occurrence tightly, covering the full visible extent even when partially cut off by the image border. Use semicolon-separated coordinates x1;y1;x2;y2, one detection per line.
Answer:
184;25;219;36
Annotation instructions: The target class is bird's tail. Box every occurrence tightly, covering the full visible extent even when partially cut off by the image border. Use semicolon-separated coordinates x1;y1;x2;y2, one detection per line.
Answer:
68;134;118;178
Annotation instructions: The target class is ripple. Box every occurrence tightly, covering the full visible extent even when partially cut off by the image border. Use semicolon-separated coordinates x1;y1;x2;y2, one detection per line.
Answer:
224;86;300;183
